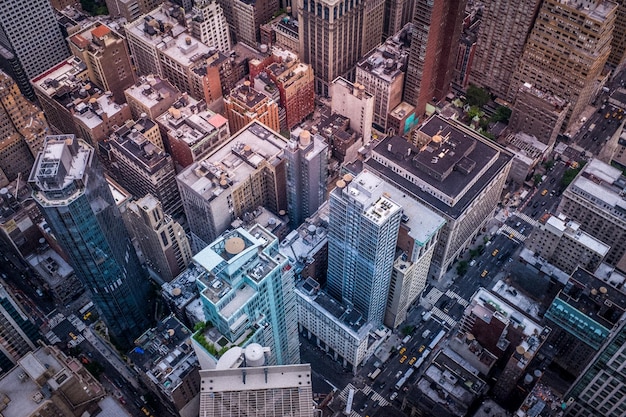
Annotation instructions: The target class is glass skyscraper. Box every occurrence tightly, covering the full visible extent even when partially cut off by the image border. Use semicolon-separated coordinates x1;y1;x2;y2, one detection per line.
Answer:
29;135;151;347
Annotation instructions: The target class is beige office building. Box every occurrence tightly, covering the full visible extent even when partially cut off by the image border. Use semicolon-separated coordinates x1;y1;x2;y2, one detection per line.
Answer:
509;0;617;129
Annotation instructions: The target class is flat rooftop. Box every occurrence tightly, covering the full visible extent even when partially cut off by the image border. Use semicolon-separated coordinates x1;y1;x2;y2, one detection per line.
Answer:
157;96;228;148
128;315;196;395
295;278;373;337
279;202;329;270
110;126;171;175
366;115;513;218
176;121;287;202
542;214;610;256
470;288;548;356
125;76;180;109
356;37;408;83
31;56;87;96
30;136;92;205
567;158;626;220
199;363;311;392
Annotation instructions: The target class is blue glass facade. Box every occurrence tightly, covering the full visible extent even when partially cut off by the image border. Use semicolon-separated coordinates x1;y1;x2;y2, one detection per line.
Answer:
194;226;299;365
29;136;151;347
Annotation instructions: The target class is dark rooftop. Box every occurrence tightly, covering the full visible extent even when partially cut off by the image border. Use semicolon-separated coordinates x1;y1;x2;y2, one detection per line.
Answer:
110;125;171;175
366;116;512;219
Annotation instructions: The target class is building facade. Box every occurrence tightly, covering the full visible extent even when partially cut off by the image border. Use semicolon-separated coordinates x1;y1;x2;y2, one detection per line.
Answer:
189;0;232;54
355;31;409;132
544;268;625;379
124;194;192;283
176;121;288;251
525;214;610;275
327;170;403;324
468;0;542;100
0;283;39;373
508;83;568;150
192;225;300;366
557;158;626;271
403;0;466;116
68;23;135;104
29;136;151;347
509;0;617;129
0;72;49;182
0;0;70;99
298;0;369;97
565;311;626;417
107;124;181;215
284;129;328;228
330;77;374;144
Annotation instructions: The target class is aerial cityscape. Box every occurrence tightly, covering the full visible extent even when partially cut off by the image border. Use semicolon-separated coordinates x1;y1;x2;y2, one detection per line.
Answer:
1;0;626;416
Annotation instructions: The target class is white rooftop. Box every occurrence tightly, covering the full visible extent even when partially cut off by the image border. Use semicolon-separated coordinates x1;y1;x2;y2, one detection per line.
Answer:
177;122;287;201
544;214;610;255
199;363;311;392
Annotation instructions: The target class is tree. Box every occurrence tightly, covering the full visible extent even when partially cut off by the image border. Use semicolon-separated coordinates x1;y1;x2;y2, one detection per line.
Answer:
533;173;543;186
456;260;468;276
80;0;108;15
466;85;491;108
467;105;484;120
402;325;415;336
491;106;512;123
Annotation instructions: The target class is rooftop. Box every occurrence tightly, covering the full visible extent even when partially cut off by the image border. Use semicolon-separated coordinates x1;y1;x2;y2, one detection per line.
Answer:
27;248;74;288
125;76;180;110
199;363;311;393
227;82;271;109
194;226;285;312
109;124;171;175
541;214;610;255
0;346;104;417
517;382;564;417
74;92;127;129
176;121;287;202
356;32;409;83
29;136;92;206
125;5;188;49
418;348;487;416
162;264;203;310
31;56;87;95
467;288;548;361
279;202;329;272
519;83;567;111
128;315;197;396
69;23;125;55
367;115;512;216
295;278;373;337
156;95;228;148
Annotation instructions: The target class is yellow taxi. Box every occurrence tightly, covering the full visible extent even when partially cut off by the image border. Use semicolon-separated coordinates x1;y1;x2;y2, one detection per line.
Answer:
418;345;426;353
400;355;407;364
481;270;488;278
409;357;417;366
492;249;499;257
399;347;406;355
541;189;548;196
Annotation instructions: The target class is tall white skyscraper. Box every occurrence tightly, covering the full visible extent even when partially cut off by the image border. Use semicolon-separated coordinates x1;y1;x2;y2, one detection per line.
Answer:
327;170;403;325
0;0;70;99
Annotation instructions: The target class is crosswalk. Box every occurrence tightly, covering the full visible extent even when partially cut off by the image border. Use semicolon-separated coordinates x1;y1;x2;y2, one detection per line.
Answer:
499;224;527;242
338;383;389;416
430;306;457;328
515;212;538;226
421;287;443;306
445;289;469;307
